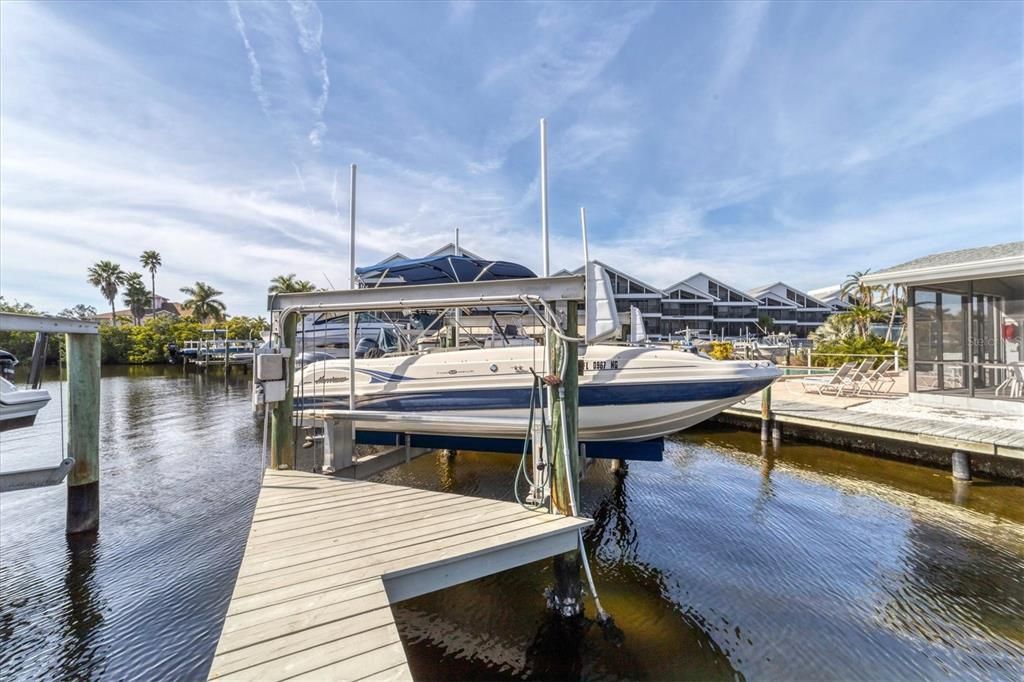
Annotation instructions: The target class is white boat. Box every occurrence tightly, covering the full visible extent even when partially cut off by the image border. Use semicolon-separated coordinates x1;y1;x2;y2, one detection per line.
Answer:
294;344;780;442
0;378;51;432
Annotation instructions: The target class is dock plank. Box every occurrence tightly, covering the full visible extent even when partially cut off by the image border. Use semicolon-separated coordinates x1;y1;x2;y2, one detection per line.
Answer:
725;397;1023;459
209;469;591;681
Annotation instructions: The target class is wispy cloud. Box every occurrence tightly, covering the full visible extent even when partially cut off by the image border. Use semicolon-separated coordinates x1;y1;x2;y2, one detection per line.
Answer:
0;1;1020;316
289;0;330;150
711;1;770;96
228;0;271;117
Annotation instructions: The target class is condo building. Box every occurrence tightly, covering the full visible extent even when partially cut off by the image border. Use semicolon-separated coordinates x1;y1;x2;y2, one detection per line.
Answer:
357;244;839;339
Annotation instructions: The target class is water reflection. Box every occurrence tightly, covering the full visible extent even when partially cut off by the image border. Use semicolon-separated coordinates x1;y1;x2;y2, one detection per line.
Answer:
1;369;1022;680
55;532;105;680
1;365;262;680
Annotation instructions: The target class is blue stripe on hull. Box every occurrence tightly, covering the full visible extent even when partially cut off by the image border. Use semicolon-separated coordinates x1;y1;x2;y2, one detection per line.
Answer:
295;377;774;412
353;430;665;462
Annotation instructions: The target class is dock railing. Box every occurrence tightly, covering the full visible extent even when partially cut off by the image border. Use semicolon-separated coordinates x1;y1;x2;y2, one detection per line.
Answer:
778;349;906;375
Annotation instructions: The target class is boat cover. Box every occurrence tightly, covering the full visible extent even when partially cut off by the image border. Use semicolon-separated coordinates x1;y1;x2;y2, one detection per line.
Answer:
355;256;536;286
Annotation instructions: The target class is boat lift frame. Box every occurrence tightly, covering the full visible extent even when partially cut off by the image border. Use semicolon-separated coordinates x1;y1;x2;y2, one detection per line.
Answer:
263;275;587;480
0;313;102;534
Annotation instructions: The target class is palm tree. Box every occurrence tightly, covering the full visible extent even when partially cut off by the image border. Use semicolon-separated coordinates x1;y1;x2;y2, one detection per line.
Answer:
180;281;227;322
123;272;150;324
809;314;856;344
140;250;162;312
836;304;884;339
268;274;317;294
840;270;883;308
884;284;906;342
87;260;128;325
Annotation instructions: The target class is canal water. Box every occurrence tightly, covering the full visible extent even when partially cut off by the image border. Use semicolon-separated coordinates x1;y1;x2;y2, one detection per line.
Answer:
1;366;1021;680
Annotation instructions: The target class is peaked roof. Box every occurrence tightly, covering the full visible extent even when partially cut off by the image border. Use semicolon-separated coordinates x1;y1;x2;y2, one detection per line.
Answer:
684;272;759;303
662;279;716;300
749;281;831;308
860;241;1024;285
570;261;665;295
425;242;484;260
378;251;411;264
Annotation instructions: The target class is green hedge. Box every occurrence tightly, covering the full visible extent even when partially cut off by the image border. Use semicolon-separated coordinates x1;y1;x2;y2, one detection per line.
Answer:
0;313;265;365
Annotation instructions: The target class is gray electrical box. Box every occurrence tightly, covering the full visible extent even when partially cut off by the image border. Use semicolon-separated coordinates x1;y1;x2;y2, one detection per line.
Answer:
256;353;286;382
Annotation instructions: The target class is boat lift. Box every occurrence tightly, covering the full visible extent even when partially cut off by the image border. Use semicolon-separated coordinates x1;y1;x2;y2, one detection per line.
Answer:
0;313;101;534
259;275;589;482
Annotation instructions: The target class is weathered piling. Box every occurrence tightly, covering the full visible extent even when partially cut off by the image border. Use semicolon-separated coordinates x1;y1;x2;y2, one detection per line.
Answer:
547;302;583;618
270;312;297;469
66;333;101;534
951;450;972;481
760;386;772;443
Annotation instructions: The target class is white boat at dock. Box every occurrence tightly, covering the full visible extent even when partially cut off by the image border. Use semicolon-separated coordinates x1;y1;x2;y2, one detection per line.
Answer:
0;377;51;432
294;344;780;442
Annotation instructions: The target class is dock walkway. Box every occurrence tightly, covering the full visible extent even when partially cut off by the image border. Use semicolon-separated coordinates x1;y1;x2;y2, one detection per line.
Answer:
209;469;591;681
725;398;1024;460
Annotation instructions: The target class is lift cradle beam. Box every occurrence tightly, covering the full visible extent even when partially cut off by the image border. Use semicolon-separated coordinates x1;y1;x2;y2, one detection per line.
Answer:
266;275;585;314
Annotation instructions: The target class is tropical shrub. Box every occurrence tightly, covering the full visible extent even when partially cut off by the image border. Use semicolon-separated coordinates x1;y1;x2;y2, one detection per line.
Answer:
99;324;134;364
707;341;734;360
812;335;906;368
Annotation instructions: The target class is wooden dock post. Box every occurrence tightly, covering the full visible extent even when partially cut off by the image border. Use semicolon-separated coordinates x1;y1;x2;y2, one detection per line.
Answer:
66;333;101;534
270;312;297;470
760;386;772;443
951;450;972;481
547;301;583;618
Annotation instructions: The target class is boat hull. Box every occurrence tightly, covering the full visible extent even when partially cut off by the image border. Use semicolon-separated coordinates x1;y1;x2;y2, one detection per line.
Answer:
0;380;51;432
294;345;779;442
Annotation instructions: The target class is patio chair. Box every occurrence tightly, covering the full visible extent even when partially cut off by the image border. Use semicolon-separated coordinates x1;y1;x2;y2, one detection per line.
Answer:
837;360;875;396
799;361;857;395
995;362;1024;399
853;358;895;395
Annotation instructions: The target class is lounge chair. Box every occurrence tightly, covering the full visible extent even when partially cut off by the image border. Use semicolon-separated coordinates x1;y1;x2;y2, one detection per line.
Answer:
799;361;857;395
995;362;1024;398
853;358;895;395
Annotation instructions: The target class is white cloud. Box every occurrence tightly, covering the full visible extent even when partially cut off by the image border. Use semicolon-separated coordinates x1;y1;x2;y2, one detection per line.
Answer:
228;0;272;118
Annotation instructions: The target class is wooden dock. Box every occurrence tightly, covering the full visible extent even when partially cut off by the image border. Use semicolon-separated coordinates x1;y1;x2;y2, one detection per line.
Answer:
724;398;1024;460
209;469;591;681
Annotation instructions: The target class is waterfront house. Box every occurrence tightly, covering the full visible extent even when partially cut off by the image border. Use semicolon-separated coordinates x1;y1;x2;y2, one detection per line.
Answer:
748;282;832;337
660;280;716;338
665;273;759;339
571;261;664;338
90;293;188;325
806;284;854;311
860;241;1024;414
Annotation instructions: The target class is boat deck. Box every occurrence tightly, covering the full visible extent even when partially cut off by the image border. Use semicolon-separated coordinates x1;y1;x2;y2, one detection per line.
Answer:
209;469;591;681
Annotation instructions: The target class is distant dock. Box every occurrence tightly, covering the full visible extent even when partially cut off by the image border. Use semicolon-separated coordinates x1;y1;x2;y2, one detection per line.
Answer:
209;469;590;681
718;395;1024;480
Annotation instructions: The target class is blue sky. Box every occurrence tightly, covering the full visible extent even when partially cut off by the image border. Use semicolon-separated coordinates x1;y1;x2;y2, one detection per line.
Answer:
1;1;1021;316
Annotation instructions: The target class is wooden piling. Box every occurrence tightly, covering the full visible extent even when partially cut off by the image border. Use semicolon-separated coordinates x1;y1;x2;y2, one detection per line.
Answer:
270;312;297;470
548;301;583;618
760;386;772;443
951;450;972;481
66;333;101;534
